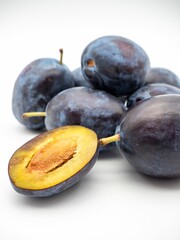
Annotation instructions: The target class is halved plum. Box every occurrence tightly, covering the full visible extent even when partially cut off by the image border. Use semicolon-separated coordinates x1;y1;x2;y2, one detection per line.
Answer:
8;125;98;197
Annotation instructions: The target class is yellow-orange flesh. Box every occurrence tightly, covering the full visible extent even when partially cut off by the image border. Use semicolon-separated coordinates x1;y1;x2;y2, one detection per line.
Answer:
8;126;98;190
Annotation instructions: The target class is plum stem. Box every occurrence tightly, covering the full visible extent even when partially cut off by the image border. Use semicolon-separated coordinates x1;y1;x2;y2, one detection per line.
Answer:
22;112;46;118
98;134;120;145
59;48;63;65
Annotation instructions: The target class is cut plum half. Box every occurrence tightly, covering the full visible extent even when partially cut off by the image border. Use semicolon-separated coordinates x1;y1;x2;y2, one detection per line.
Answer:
8;125;98;197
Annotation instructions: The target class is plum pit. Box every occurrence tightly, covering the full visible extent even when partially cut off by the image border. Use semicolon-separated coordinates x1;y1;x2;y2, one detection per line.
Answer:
27;138;77;174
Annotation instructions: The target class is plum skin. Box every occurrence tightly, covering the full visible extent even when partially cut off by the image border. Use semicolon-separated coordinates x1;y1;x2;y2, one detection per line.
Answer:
81;35;150;97
126;83;180;109
146;67;180;87
116;94;180;178
12;58;74;130
72;67;92;87
44;86;126;150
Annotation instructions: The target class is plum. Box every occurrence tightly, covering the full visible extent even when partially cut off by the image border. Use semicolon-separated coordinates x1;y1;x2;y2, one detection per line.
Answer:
126;83;180;109
72;67;92;87
23;86;126;150
12;49;75;130
81;35;150;97
101;94;180;178
8;125;99;197
145;67;180;87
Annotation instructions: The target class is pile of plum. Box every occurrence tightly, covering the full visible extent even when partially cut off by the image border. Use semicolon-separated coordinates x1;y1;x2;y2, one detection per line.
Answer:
8;35;180;197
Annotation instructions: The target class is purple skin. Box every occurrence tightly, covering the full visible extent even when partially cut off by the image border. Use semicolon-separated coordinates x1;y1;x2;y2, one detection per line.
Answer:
116;94;180;178
10;150;99;197
126;83;180;109
72;67;92;87
45;87;126;150
81;35;150;97
146;67;180;88
12;58;75;130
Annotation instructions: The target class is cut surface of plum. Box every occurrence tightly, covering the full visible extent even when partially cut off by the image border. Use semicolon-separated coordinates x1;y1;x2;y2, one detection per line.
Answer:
8;125;98;196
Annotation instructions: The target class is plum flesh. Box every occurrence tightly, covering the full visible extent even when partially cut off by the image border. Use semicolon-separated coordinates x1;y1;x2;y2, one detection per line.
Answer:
12;56;74;130
8;125;98;197
81;35;150;97
116;94;180;178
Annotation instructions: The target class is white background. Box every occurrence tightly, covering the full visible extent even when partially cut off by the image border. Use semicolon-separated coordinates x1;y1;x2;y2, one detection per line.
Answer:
1;0;180;239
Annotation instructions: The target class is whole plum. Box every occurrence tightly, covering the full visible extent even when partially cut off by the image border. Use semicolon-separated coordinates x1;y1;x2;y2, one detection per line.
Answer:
81;35;150;97
23;86;126;150
126;83;180;109
72;67;92;87
12;49;75;130
146;67;180;87
114;94;180;178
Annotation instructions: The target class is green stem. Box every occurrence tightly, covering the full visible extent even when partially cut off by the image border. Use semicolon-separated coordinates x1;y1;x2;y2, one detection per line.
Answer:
22;112;46;118
98;134;120;146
